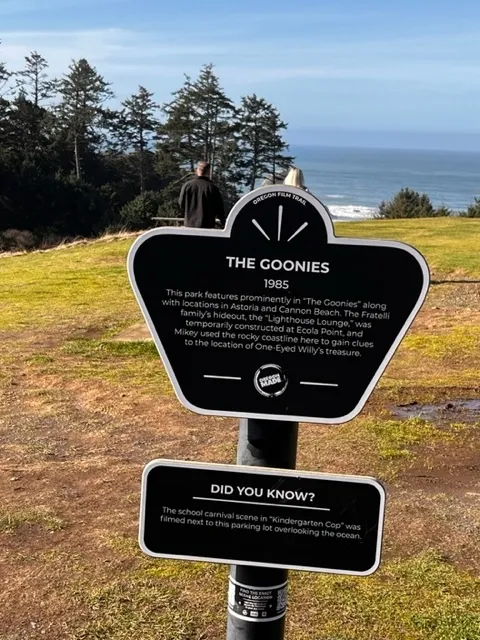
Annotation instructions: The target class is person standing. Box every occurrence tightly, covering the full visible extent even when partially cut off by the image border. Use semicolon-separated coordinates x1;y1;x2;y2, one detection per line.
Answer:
283;167;308;191
179;161;226;228
284;166;334;218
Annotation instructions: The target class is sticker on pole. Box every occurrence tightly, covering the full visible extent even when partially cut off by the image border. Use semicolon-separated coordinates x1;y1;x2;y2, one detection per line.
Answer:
128;186;429;424
228;579;288;622
139;460;386;576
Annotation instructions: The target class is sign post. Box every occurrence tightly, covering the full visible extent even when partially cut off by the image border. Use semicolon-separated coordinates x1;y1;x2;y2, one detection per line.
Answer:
227;419;298;638
129;185;428;639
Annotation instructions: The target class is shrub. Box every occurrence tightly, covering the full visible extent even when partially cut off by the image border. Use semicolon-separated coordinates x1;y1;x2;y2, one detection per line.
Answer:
378;188;445;219
119;191;163;230
0;229;37;252
460;198;480;218
434;206;453;217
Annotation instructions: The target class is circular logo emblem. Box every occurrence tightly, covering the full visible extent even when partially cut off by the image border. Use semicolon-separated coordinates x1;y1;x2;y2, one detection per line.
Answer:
254;364;288;397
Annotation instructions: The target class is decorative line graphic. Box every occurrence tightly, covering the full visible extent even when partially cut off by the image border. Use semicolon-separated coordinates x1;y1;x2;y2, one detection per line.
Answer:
300;381;339;387
287;222;309;243
277;206;283;241
252;219;271;241
193;496;331;512
204;375;242;381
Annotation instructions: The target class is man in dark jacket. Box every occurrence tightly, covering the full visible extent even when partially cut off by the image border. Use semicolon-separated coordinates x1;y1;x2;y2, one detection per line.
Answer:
179;161;226;228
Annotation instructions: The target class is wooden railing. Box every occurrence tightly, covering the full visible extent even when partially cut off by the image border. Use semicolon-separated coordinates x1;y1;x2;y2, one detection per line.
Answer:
151;217;184;226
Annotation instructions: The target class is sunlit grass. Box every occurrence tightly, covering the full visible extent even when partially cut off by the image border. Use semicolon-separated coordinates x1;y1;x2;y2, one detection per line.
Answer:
0;507;66;533
70;548;480;640
337;218;480;276
290;551;480;640
403;325;480;359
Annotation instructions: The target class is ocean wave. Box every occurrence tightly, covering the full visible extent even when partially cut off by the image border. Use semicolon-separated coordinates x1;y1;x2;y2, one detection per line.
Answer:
326;204;377;220
326;194;346;199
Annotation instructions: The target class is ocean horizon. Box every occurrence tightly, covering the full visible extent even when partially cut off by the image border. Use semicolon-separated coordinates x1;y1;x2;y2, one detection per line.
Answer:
291;145;480;220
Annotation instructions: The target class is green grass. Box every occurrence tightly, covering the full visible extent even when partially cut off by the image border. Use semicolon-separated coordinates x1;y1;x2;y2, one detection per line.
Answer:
54;338;172;392
403;325;480;359
69;550;479;640
72;561;226;640
361;417;465;460
62;338;158;359
337;217;480;276
0;236;140;331
299;415;470;482
72;579;198;640
290;551;480;640
1;224;479;639
0;507;66;533
0;219;478;334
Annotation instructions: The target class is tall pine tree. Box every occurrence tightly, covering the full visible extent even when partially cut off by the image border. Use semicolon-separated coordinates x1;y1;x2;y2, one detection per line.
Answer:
237;95;293;189
0;42;12;150
190;64;236;176
237;94;270;190
159;75;200;173
263;106;293;183
117;86;159;194
18;51;53;107
0;41;11;98
11;53;54;163
55;59;114;180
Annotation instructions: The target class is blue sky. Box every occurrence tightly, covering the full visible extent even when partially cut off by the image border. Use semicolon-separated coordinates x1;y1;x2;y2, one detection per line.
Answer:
2;0;480;149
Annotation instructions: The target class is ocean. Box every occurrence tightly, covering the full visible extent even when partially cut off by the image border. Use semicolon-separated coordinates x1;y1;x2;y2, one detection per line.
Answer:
291;146;480;220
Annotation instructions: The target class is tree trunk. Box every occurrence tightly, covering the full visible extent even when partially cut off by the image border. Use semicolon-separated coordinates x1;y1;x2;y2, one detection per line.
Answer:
250;166;256;192
74;134;81;180
251;124;259;191
210;108;219;177
204;123;209;165
34;71;39;109
139;130;145;194
187;121;194;172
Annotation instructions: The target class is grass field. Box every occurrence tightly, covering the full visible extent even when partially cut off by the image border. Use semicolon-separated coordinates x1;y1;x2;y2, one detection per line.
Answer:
0;218;479;639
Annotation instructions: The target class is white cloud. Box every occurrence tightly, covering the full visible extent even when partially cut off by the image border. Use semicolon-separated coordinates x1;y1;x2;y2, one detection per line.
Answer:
0;28;242;74
2;25;480;102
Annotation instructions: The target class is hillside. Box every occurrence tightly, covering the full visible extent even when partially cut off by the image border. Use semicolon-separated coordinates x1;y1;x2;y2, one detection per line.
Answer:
0;218;479;639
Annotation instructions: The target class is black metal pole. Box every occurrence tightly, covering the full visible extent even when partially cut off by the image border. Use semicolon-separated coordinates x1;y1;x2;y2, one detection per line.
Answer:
226;418;299;639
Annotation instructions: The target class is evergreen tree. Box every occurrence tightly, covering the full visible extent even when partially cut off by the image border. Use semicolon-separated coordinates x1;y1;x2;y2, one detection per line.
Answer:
378;189;438;219
55;59;114;180
157;66;239;215
10;53;55;163
237;95;293;190
263;106;294;183
237;94;270;190
18;51;53;107
117;86;159;194
7;93;49;160
461;198;480;218
0;43;12;149
0;42;11;98
0;56;293;248
159;75;200;172
190;64;236;176
0;96;11;151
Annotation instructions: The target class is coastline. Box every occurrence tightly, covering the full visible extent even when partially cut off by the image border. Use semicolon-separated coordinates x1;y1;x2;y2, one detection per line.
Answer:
293;145;480;219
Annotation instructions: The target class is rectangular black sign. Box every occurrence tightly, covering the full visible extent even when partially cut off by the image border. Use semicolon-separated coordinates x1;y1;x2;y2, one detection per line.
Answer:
140;460;386;576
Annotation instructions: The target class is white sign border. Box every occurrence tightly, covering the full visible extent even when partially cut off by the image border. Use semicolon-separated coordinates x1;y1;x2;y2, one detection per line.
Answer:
127;185;430;425
139;459;386;577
